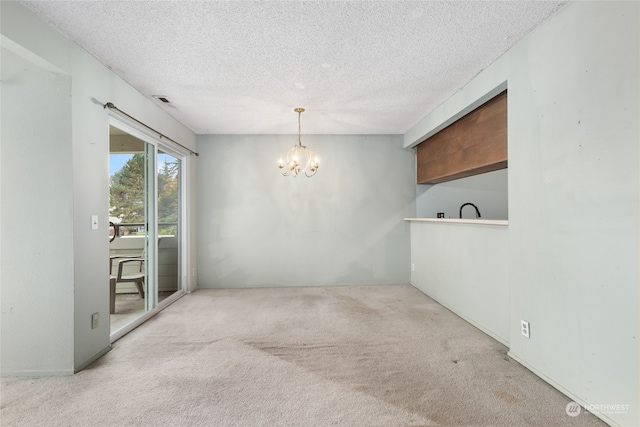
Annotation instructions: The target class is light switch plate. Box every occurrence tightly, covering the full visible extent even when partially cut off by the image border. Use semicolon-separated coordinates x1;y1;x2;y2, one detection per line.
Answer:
91;215;98;230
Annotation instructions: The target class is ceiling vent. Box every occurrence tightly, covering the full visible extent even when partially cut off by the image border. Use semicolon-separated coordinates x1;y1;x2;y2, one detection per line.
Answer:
153;95;171;103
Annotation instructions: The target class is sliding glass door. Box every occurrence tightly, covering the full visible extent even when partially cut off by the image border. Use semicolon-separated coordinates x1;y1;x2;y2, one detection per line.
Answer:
108;119;186;338
157;148;182;305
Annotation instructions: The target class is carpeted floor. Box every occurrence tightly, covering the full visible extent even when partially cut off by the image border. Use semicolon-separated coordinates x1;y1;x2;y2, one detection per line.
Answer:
1;285;606;426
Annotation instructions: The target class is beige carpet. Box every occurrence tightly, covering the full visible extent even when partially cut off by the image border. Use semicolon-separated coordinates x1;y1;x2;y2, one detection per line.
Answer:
1;285;605;426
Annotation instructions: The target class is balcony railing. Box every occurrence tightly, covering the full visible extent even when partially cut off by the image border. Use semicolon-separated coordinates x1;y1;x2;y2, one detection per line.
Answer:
110;222;178;239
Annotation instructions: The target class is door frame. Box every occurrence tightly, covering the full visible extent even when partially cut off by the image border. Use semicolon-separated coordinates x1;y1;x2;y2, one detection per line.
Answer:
108;114;188;342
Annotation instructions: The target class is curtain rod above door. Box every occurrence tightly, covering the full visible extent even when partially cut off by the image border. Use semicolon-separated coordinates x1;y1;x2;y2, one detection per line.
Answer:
104;102;199;156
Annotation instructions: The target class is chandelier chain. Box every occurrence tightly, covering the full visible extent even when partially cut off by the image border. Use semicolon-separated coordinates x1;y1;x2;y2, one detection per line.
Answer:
298;110;301;145
294;107;305;146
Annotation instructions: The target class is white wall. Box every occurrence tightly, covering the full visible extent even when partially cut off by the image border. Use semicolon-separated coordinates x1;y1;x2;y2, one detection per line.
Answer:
406;2;639;426
1;46;74;375
196;134;414;288
0;2;197;375
410;222;509;344
416;169;508;220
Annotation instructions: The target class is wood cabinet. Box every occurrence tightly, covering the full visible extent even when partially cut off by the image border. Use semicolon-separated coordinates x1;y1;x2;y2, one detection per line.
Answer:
416;91;507;184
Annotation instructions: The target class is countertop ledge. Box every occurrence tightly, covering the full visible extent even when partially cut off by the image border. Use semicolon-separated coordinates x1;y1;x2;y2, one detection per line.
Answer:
404;218;508;226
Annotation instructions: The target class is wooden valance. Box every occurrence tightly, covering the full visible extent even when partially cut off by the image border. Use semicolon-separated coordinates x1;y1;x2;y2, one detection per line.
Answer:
416;91;507;184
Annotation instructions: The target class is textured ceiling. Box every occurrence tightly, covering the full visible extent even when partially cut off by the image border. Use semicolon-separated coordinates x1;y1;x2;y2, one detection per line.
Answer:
22;1;566;135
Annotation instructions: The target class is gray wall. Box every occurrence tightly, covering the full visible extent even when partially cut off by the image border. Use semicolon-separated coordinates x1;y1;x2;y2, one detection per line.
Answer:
406;2;639;426
197;134;415;288
1;2;198;375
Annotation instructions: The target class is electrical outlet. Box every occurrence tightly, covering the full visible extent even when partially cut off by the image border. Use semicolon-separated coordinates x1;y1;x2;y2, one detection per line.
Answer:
521;320;530;338
91;312;99;329
411;263;415;271
192;268;197;277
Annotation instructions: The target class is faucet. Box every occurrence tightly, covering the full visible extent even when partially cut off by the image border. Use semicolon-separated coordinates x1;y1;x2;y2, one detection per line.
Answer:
459;202;481;219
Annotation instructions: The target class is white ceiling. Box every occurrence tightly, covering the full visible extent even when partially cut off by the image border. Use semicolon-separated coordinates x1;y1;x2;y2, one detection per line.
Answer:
22;0;566;135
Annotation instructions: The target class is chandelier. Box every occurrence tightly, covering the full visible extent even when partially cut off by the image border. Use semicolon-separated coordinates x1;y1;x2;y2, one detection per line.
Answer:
278;107;319;178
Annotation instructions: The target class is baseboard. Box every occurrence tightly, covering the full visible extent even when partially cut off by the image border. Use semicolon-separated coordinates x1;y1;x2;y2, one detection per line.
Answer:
196;282;410;289
409;283;509;347
507;352;619;427
74;345;112;373
1;368;74;377
0;350;112;377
